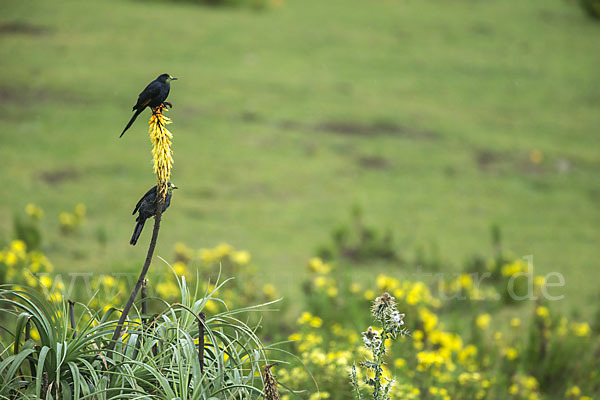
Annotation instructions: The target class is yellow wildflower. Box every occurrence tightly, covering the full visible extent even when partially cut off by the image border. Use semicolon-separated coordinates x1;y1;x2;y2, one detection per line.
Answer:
308;257;330;274
314;276;327;288
571;322;590;337
566;386;581;397
102;275;116;287
4;252;17;267
326;286;338;297
74;203;86;218
25;203;44;219
376;274;397;291
350;283;362;294
288;333;302;341
394;358;406;368
172;261;188;277
156;280;178;299
40;275;52;289
536;306;549;319
363;289;375;300
231;250;251;265
510;317;521;328
504;348;518;360
11;240;26;255
459;274;473;289
215;243;233;257
308;392;330;400
262;283;277;298
476;313;491;330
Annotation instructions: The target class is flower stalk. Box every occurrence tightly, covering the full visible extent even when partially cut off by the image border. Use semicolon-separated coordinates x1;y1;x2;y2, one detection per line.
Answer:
351;292;410;400
108;105;173;352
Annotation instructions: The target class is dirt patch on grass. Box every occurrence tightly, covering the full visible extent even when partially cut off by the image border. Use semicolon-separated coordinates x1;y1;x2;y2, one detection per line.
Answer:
39;168;80;184
0;85;87;107
474;148;565;176
280;119;439;140
356;155;391;170
475;149;506;172
0;22;49;36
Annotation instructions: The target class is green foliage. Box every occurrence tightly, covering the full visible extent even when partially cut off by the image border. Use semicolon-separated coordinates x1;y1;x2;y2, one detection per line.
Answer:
317;206;399;264
1;0;599;316
579;0;600;18
0;274;277;399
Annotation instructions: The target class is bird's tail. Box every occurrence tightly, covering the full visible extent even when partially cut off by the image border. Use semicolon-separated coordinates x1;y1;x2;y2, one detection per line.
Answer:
130;219;145;246
120;108;143;138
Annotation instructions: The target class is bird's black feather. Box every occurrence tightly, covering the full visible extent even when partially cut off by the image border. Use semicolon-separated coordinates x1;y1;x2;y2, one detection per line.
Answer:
129;184;175;246
120;73;175;137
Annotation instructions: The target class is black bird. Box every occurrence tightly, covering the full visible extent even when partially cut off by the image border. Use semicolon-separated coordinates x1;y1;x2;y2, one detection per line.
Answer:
130;182;178;246
120;73;177;138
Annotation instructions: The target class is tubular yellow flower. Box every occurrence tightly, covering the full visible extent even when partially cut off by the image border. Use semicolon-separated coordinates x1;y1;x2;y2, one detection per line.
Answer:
148;105;173;199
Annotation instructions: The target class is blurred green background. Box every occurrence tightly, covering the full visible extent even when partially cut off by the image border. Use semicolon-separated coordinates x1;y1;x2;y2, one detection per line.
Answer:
1;0;598;313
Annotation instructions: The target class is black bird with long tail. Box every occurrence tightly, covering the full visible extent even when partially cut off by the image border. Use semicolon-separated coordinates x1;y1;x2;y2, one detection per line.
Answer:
130;182;177;245
120;73;177;137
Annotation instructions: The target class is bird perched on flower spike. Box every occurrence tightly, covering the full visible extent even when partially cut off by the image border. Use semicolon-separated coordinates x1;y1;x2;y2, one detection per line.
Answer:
120;73;177;137
130;182;178;245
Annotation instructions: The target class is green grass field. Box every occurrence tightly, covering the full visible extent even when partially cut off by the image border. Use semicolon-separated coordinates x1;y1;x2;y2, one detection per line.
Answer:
1;0;599;313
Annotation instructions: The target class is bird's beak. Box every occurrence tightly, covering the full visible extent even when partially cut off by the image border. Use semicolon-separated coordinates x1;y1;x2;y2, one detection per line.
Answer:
173;186;179;189
171;77;178;81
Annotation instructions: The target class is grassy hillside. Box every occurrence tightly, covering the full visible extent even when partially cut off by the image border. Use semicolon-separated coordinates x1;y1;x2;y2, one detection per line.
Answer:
1;0;599;312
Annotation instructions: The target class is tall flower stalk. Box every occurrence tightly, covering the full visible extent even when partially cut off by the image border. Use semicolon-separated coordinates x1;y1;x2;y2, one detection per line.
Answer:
109;105;174;351
351;293;410;400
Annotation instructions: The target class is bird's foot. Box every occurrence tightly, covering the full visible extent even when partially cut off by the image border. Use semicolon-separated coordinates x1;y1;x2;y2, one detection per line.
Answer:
163;102;173;109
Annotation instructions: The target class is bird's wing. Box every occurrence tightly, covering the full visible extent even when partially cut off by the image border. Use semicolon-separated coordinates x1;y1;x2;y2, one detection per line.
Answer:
132;186;157;215
135;80;162;109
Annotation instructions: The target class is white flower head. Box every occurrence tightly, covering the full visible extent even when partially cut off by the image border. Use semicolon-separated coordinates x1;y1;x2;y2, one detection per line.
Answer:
390;310;405;327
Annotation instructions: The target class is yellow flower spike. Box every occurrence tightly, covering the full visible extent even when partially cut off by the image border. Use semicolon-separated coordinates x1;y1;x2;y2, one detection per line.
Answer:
148;105;173;199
